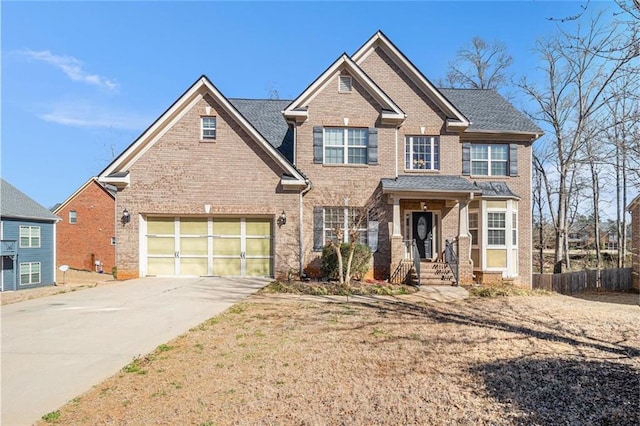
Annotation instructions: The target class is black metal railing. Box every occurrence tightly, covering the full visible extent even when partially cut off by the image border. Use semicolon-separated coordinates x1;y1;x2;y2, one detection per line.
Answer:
412;239;421;286
445;239;459;286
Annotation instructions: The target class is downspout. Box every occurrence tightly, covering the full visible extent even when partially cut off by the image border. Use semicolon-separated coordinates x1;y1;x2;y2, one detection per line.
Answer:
394;127;399;178
299;178;313;278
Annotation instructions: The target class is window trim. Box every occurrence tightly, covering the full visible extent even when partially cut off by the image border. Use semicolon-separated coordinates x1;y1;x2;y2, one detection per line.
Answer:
487;211;506;246
69;210;77;224
201;116;217;140
20;262;41;285
405;135;440;171
470;143;509;176
19;226;41;248
469;211;479;247
323;127;368;165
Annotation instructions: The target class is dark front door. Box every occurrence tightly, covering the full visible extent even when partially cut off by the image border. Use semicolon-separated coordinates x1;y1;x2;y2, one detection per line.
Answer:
412;212;433;259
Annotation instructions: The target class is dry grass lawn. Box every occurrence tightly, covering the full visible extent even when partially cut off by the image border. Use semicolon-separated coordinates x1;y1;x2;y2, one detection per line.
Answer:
34;286;639;426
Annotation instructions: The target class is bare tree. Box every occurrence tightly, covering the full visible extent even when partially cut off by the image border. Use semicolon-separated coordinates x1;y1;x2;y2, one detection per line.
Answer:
443;37;513;90
519;12;639;271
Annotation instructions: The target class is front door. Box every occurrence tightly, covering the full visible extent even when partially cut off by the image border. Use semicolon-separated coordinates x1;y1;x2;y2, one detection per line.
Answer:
412;212;433;259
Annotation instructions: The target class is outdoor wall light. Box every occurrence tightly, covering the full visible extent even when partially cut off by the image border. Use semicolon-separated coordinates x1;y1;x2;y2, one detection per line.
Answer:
121;208;131;225
278;210;287;227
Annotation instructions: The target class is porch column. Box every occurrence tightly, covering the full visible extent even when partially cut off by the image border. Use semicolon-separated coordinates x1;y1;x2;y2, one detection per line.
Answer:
392;197;401;236
457;199;473;285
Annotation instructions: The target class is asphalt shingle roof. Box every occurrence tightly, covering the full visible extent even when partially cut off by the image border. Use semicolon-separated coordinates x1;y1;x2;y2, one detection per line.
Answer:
381;175;482;193
474;181;520;199
1;179;59;221
229;98;294;162
438;89;542;134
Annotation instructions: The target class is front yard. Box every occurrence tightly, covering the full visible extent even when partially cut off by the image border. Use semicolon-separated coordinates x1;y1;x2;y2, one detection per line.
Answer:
38;291;639;425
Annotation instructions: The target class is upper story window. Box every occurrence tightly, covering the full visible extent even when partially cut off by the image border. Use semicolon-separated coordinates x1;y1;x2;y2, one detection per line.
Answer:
463;143;517;177
405;136;439;171
324;128;368;165
201;116;217;140
19;226;41;248
69;210;77;224
471;144;508;176
339;76;352;93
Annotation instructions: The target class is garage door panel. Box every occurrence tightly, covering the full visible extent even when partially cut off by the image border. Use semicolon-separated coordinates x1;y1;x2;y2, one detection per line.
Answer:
148;258;175;276
246;238;271;256
148;237;175;255
213;258;241;276
213;237;241;256
180;258;208;276
147;217;175;234
181;218;207;234
246;220;271;235
245;258;271;276
213;220;241;235
181;237;207;255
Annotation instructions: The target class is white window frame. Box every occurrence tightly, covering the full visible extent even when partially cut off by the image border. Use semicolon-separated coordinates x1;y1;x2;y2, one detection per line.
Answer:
405;136;439;171
69;210;77;224
19;226;41;248
469;211;479;247
471;144;509;176
201;116;217;140
487;212;506;246
339;75;352;93
323;207;367;245
20;262;41;285
323;128;368;165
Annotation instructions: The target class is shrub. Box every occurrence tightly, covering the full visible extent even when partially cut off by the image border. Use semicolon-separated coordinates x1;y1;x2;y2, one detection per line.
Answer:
321;243;371;281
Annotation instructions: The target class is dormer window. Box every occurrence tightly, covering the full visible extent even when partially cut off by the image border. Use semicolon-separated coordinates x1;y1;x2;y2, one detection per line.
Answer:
339;76;352;93
201;116;217;140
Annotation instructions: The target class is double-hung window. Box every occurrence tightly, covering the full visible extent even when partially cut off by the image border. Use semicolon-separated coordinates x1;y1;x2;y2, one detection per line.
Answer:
19;226;41;248
405;136;439;170
201;117;217;139
20;262;41;285
69;210;77;224
471;144;508;176
324;128;368;165
487;212;506;245
469;212;479;246
323;207;367;245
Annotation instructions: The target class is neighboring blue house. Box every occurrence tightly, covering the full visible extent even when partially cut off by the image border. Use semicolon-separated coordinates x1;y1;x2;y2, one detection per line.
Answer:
1;179;60;291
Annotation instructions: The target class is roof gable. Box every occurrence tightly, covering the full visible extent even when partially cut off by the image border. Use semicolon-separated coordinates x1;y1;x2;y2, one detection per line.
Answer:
283;53;405;124
1;179;60;222
52;178;115;215
99;75;306;189
352;31;469;130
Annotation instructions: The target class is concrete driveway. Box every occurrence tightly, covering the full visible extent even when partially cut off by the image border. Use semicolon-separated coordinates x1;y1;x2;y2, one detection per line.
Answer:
1;276;268;426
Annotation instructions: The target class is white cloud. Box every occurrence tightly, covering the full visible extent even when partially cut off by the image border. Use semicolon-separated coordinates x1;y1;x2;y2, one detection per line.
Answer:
39;101;150;130
20;49;119;91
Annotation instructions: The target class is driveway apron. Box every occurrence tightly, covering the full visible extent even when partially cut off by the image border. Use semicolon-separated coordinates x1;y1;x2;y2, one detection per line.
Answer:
1;276;268;426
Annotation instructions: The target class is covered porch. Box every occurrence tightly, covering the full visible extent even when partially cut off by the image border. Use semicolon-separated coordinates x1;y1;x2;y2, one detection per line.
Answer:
381;175;482;285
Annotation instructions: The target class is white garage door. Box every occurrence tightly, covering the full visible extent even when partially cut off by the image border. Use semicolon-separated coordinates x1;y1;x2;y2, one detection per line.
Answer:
146;217;272;277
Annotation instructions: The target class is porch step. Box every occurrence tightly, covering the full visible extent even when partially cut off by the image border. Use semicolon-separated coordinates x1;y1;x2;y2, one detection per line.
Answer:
413;260;456;285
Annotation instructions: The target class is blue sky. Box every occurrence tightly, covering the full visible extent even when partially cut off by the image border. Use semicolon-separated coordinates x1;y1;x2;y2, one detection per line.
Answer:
2;1;610;210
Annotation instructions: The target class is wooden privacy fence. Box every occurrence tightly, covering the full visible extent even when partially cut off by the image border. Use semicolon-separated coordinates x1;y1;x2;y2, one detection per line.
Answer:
532;268;633;294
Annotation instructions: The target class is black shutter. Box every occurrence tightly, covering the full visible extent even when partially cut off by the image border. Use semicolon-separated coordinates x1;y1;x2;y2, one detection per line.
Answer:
313;206;324;251
367;128;378;165
313;126;323;164
509;144;518;176
462;143;471;176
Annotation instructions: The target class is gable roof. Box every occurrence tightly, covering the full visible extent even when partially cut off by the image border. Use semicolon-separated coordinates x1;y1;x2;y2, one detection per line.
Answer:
99;75;306;190
283;53;405;124
352;31;469;130
52;178;116;215
439;89;542;135
1;179;60;222
229;98;294;162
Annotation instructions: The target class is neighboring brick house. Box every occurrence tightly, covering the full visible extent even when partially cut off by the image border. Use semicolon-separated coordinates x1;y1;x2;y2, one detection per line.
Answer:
98;31;541;286
53;178;116;273
629;195;639;290
1;179;60;291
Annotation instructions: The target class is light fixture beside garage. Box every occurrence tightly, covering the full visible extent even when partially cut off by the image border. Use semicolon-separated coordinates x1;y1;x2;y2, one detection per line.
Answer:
121;208;131;225
277;210;287;227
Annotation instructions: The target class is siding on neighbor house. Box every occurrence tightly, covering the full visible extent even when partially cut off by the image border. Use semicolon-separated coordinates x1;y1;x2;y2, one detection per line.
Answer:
55;181;116;272
115;94;300;280
631;200;640;290
1;218;56;290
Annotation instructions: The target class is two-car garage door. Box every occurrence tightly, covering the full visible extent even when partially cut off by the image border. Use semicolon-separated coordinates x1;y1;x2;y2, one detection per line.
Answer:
146;217;272;277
